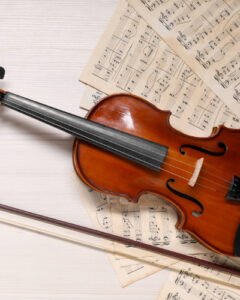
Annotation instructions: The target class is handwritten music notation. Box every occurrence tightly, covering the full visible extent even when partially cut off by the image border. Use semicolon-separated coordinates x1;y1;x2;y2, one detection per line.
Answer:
78;0;240;289
74;160;240;287
80;0;239;138
110;194;201;253
129;0;240;116
74;182;161;286
140;0;210;13
158;260;240;299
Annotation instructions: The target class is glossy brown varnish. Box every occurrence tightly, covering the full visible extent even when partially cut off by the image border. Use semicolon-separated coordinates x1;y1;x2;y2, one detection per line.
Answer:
73;94;240;256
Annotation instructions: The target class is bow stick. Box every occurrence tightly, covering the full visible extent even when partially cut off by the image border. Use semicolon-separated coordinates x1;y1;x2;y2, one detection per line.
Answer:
0;211;239;289
0;66;239;282
0;201;239;279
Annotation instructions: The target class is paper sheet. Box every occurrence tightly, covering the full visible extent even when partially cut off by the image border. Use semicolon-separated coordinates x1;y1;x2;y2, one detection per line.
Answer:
79;89;207;286
78;0;240;289
128;0;240;117
74;171;240;288
79;0;240;138
158;261;240;299
73;121;240;287
71;171;152;286
74;182;167;287
110;195;205;254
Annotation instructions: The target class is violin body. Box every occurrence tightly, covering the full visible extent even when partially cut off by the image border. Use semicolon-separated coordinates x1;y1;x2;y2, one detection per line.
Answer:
73;94;240;257
0;82;239;257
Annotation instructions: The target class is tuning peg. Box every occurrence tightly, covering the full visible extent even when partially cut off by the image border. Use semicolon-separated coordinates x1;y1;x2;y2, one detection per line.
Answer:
0;67;5;80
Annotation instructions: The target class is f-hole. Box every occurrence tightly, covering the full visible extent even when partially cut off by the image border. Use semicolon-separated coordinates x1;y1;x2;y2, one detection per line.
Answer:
166;179;204;217
180;142;227;156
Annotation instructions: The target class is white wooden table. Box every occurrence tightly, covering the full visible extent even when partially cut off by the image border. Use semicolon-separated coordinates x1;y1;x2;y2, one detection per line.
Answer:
0;1;168;299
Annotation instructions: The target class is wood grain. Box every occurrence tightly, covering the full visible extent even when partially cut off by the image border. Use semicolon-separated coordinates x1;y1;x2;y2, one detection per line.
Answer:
74;94;240;257
0;1;167;299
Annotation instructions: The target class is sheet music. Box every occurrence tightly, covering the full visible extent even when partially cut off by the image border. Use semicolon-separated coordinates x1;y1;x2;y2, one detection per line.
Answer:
78;0;240;288
79;0;240;137
110;195;206;254
73;178;162;286
73;157;240;287
128;0;240;117
158;262;240;300
80;87;106;111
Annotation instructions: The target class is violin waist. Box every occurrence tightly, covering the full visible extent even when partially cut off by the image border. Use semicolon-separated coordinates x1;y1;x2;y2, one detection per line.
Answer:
73;94;240;257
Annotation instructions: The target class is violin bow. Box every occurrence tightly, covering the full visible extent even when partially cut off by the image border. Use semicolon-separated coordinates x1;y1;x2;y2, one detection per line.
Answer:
0;201;239;278
0;66;239;279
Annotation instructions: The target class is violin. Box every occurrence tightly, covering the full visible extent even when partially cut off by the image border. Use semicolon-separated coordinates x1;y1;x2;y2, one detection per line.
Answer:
0;68;239;257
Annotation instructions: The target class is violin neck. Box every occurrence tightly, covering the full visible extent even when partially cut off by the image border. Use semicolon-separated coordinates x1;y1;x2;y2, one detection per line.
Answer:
0;91;167;171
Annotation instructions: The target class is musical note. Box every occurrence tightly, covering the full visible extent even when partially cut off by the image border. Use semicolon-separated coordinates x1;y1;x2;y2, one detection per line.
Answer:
78;0;240;287
129;0;240;115
158;260;240;299
80;1;240;139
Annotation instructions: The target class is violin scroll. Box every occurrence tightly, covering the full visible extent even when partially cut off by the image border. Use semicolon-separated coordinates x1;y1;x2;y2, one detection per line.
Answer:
0;67;5;80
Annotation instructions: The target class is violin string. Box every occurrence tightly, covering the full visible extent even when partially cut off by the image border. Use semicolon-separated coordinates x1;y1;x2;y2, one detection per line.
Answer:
144;145;233;191
199;168;232;185
161;162;229;193
2;94;237;199
167;148;232;184
152;164;226;195
167;153;234;188
8;101;232;190
7;99;233;187
165;152;232;185
159;157;229;189
162;159;230;190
